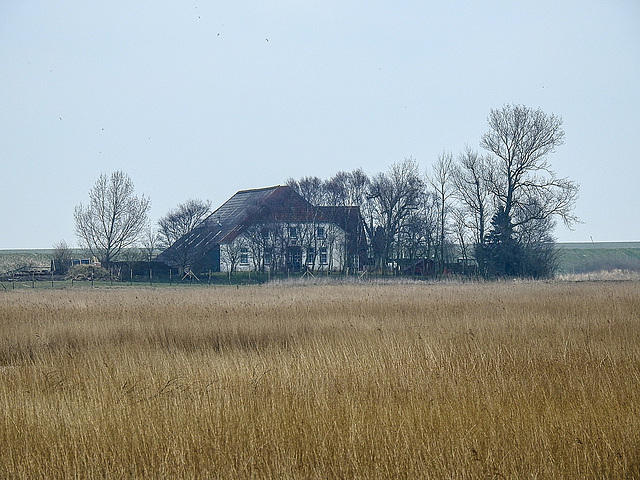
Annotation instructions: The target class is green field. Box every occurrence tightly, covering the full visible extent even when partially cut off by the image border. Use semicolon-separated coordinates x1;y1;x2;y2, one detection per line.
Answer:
0;249;55;274
556;242;640;274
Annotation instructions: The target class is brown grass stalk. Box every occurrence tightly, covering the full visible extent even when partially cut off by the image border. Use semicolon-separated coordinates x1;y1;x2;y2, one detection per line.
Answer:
1;281;639;478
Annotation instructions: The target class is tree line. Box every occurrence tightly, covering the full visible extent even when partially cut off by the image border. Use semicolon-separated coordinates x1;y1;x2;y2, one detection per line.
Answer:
66;104;579;278
287;104;579;277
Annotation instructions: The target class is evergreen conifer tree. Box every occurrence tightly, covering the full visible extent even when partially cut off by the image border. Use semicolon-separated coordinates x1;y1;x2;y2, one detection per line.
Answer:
482;207;522;276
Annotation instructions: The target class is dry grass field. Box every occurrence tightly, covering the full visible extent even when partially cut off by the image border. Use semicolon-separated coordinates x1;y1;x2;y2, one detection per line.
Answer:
1;280;639;479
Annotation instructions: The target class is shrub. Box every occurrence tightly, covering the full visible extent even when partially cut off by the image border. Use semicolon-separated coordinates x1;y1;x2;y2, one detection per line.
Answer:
66;265;111;281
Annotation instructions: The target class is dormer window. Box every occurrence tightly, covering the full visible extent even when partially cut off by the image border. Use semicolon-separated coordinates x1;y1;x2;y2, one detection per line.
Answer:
317;226;325;239
288;226;298;238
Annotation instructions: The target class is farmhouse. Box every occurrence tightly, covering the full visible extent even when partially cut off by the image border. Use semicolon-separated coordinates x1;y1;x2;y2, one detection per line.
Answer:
157;185;367;275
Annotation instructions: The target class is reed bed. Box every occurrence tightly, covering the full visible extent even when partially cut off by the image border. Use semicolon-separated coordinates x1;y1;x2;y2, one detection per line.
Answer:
1;281;639;478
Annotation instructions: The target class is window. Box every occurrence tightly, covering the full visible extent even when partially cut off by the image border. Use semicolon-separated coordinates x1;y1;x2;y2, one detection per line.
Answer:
240;248;249;265
306;247;315;264
320;247;328;265
288;226;298;238
316;226;325;239
288;247;302;270
264;249;272;266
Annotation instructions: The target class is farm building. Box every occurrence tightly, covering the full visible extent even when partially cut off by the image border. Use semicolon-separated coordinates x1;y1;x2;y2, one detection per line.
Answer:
157;185;367;275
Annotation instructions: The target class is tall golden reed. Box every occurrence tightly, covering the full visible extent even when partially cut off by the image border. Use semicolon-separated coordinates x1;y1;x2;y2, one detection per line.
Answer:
0;281;639;478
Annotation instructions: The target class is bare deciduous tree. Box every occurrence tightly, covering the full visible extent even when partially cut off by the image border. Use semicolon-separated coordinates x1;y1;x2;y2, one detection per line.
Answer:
74;171;150;265
481;104;579;230
428;152;456;273
286;176;325;205
141;227;161;264
397;190;438;273
452;146;492;246
220;238;245;276
479;104;580;277
368;158;424;271
243;223;269;274
156;199;212;273
345;169;370;209
51;240;73;275
158;199;212;249
323;171;350;207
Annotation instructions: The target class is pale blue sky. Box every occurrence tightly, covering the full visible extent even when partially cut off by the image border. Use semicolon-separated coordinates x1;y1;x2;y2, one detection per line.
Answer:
1;1;639;248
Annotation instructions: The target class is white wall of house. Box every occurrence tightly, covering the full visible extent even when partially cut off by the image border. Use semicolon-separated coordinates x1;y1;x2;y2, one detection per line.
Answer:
219;221;348;273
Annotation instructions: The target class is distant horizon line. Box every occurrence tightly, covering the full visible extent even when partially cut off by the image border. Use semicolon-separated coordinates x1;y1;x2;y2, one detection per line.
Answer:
2;240;640;252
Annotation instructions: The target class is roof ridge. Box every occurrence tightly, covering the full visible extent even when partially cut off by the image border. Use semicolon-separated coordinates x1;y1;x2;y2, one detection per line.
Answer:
236;185;283;194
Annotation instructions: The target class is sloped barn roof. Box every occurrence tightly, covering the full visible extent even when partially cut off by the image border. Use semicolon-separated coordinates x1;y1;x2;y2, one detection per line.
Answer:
157;185;326;266
318;206;363;238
